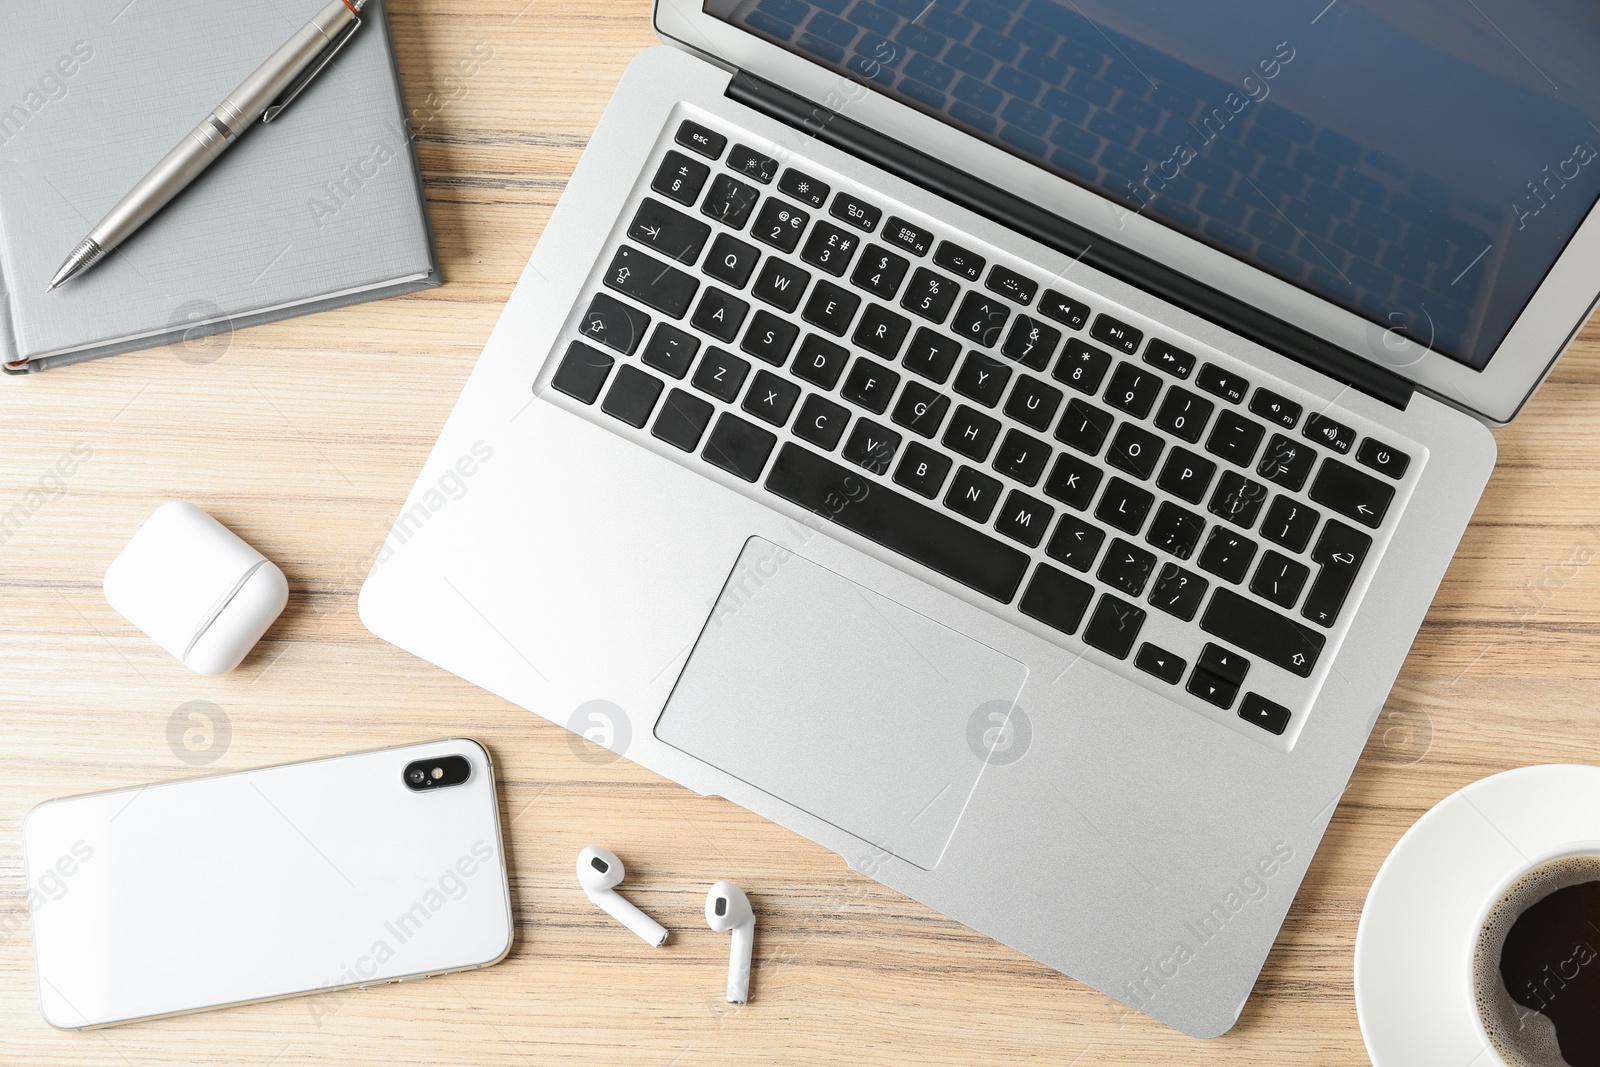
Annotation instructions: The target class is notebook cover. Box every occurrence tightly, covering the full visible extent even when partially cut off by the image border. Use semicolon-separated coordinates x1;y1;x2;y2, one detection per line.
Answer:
0;0;438;370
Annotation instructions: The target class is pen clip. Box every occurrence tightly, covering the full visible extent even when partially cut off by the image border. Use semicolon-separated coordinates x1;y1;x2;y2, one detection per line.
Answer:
262;16;362;123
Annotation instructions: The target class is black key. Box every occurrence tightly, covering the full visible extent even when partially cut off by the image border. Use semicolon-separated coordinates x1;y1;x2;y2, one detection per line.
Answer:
895;441;952;497
1001;315;1061;370
1198;528;1258;584
1145;502;1205;560
1136;643;1186;684
902;328;962;384
995;491;1054;548
1200;644;1251;687
852;245;910;300
792;334;850;390
629;198;711;263
702;412;776;482
1004;375;1063;432
692;287;750;342
934;240;985;281
853;304;912;359
742;369;801;427
944;405;1001;460
703;233;760;289
691;347;750;402
800;221;859;275
1206;409;1265;467
751;257;811;312
1143;339;1196;379
579;291;651;355
1304;411;1356;454
840;359;901;414
891;380;950;438
767;444;1029;601
882;216;933;256
1197;363;1249;404
778;167;829;208
1096;477;1154;534
651;387;715;451
1357;438;1411;479
1157;447;1216;504
986;265;1037;306
1053;338;1112;395
1103;363;1162;419
1257;433;1316;491
1186;668;1239;710
830;192;881;232
750;198;810;253
793;394;850;451
1148;563;1208;621
1045;513;1105;571
802;281;861;336
1239;693;1291;735
1055;399;1114;456
1251;388;1301;428
952;291;1011;347
1098;538;1157;597
652;150;709;205
740;310;799;366
1153;387;1214;444
727;143;778;183
953;351;1012;408
946;465;1004;523
842;418;901;474
1083;595;1146;659
1251;550;1310;608
1209;470;1269;529
1090;313;1142;355
601;364;664;428
550;341;613;403
1310;459;1394;528
1039;290;1090;330
675;120;725;160
1302;520;1372;627
1260;496;1320;553
1020;564;1095;635
641;323;700;379
992;429;1051;486
901;267;960;323
603;246;699;319
1107;423;1164;481
1201;588;1325;677
701;173;759;228
1043;453;1102;510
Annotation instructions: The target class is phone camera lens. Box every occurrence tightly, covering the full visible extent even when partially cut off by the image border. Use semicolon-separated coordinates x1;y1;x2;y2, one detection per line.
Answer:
407;768;426;785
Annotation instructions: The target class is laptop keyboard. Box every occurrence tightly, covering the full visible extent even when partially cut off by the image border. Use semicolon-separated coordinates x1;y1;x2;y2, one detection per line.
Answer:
535;113;1424;749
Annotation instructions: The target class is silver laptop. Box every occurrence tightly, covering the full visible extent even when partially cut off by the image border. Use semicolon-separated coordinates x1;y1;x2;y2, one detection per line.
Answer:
360;0;1600;1036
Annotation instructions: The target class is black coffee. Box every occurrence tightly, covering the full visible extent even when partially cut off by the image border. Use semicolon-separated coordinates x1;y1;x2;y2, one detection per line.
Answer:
1474;855;1600;1067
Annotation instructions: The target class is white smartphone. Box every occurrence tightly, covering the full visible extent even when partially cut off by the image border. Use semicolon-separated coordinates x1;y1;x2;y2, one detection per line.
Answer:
23;738;513;1029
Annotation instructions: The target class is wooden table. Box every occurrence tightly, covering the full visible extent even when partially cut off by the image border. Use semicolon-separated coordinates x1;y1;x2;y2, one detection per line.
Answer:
5;2;1600;1062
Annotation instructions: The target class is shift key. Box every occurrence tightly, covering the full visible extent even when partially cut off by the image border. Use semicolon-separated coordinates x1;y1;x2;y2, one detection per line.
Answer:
1200;589;1325;677
601;245;700;319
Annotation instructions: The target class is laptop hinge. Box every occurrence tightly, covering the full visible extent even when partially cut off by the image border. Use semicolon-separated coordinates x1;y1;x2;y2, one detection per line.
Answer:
727;72;1415;411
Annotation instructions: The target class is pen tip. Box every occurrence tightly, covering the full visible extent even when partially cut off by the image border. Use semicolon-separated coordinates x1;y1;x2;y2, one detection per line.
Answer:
45;282;57;293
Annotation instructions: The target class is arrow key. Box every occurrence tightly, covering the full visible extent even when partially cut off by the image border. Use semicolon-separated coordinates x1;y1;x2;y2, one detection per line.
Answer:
1135;643;1186;685
1309;458;1394;529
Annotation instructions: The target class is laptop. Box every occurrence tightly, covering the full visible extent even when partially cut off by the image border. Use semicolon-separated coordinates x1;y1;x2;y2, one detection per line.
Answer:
360;0;1600;1036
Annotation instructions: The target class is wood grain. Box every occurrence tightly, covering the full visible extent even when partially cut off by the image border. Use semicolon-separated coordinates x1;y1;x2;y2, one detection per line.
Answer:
5;2;1600;1062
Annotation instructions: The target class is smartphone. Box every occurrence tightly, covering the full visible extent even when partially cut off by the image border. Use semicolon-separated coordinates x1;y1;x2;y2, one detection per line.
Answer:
23;738;513;1029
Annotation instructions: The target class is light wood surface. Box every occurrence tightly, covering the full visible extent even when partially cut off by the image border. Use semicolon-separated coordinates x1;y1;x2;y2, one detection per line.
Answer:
5;2;1600;1063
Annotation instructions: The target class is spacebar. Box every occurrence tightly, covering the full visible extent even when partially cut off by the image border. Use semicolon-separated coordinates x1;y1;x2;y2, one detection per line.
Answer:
764;443;1030;603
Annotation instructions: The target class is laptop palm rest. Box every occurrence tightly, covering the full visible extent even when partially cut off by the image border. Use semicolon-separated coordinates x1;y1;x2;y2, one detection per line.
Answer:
655;537;1029;870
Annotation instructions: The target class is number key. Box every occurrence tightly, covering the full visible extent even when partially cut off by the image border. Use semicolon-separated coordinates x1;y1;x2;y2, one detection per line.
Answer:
900;267;960;323
750;199;810;253
801;221;859;276
1053;338;1112;395
851;244;910;300
1153;386;1213;443
1103;362;1162;419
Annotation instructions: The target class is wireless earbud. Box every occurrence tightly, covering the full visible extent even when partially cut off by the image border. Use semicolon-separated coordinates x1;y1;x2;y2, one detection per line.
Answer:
576;846;668;947
704;880;755;1003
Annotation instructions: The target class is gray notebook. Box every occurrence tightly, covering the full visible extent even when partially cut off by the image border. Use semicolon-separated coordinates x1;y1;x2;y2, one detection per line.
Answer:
0;0;438;372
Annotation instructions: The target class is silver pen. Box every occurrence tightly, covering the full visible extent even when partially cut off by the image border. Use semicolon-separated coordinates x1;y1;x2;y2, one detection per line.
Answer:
48;0;368;291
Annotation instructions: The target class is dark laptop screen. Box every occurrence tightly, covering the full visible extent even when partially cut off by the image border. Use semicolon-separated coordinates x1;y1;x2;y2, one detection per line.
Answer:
705;0;1600;370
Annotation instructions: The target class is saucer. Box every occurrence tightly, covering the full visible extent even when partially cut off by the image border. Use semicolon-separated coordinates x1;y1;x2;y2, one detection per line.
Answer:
1355;764;1600;1066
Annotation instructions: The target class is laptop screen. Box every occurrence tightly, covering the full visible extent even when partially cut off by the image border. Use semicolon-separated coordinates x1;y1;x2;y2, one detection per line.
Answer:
705;0;1600;370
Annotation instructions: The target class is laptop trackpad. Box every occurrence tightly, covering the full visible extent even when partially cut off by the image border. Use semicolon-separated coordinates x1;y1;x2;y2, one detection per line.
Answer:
655;537;1029;870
